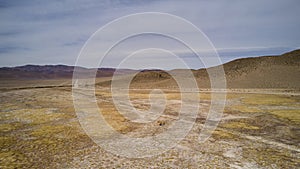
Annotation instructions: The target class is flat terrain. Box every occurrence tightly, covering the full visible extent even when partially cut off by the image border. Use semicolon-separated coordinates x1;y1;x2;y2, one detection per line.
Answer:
0;50;299;168
0;79;299;168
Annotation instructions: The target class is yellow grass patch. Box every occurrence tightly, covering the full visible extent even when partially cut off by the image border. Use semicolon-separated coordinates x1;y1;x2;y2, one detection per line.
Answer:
230;105;261;113
242;94;296;105
98;102;138;133
222;122;260;130
0;151;26;168
199;93;243;101
0;122;23;132
10;108;70;124
212;130;235;139
0;136;15;149
31;125;67;137
268;109;300;123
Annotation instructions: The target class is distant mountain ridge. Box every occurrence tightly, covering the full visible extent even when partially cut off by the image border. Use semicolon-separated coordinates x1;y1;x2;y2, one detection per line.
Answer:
0;65;136;79
1;49;299;88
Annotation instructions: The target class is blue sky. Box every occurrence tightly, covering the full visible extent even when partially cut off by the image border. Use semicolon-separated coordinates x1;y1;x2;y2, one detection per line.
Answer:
0;0;299;69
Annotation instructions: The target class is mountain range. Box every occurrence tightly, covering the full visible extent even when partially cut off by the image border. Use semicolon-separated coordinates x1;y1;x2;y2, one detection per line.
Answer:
1;49;299;89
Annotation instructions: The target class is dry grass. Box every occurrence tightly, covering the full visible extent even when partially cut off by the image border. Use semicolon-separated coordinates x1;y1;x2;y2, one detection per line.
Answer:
212;129;235;139
243;147;298;167
268;109;300;123
241;94;297;105
0;151;27;169
98;102;139;133
199;93;241;100
0;136;15;149
2;108;70;125
222;122;260;130
0;123;23;133
229;105;261;113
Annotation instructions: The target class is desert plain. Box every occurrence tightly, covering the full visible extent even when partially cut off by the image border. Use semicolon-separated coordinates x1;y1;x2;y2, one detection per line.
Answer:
0;50;300;168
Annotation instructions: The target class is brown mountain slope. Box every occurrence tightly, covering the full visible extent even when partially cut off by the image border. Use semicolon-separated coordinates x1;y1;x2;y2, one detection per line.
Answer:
218;49;300;88
102;49;300;89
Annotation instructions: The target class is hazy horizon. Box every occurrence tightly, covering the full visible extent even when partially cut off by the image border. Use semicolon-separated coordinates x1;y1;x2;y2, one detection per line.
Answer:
1;47;298;70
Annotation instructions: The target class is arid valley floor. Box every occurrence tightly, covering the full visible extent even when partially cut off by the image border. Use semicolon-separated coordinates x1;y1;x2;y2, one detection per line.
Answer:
0;49;300;168
0;78;299;168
